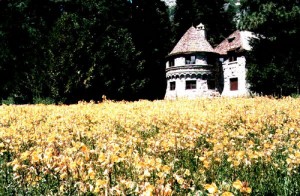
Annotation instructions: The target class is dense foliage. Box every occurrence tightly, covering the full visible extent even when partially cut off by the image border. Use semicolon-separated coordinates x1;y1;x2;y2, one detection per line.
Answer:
0;0;172;103
130;0;172;99
239;0;300;96
1;0;300;102
1;97;300;195
173;0;237;46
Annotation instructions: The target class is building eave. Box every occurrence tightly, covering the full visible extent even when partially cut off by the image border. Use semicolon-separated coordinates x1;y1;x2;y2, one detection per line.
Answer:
166;51;218;58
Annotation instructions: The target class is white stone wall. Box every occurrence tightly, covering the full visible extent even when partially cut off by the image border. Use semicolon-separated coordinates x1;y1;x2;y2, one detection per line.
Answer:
175;57;186;66
195;55;207;65
165;77;218;99
165;54;218;99
166;68;211;77
241;31;256;51
221;56;250;97
166;55;208;68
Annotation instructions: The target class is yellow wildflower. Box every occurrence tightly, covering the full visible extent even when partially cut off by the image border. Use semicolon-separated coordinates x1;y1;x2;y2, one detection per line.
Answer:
204;183;218;194
221;191;234;196
233;180;243;190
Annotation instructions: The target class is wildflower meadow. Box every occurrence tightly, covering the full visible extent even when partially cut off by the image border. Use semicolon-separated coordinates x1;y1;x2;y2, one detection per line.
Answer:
1;97;300;195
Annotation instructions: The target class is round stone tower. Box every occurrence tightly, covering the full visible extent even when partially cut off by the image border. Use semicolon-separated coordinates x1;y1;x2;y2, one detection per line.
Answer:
165;23;219;99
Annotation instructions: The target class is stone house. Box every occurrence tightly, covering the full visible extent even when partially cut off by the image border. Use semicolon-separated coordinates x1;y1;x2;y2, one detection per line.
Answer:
165;23;255;99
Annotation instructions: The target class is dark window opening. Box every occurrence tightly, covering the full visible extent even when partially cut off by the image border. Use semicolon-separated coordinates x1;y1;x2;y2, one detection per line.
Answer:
228;37;235;42
229;55;237;62
207;80;215;90
207;56;214;65
186;80;196;89
185;55;196;64
170;82;176;90
230;78;238;91
169;59;175;67
228;51;237;62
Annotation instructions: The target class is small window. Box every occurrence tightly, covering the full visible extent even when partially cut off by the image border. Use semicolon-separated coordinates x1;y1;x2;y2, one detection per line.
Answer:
228;51;237;62
186;80;196;89
169;59;175;67
207;80;215;90
185;56;196;64
229;55;237;62
228;37;235;42
190;56;196;64
230;78;238;91
170;82;176;90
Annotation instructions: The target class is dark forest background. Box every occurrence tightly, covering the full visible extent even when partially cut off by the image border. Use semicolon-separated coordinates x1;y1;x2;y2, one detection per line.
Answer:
0;0;299;103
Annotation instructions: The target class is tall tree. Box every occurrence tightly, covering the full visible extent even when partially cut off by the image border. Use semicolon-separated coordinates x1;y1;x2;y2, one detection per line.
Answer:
0;0;147;103
173;0;236;46
47;0;145;102
0;0;173;103
240;0;300;96
130;0;172;99
0;0;59;102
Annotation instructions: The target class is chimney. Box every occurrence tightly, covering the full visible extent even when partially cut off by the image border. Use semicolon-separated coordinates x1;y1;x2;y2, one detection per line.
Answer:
196;23;206;38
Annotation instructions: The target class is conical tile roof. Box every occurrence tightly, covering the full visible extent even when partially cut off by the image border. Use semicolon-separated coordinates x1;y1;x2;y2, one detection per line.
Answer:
168;25;215;56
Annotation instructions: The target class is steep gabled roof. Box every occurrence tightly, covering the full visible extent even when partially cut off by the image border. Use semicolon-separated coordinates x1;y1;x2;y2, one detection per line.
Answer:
168;26;215;57
214;30;255;55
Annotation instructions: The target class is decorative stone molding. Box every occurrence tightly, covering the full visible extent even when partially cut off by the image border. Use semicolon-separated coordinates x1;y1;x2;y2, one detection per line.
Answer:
166;65;212;72
166;72;213;80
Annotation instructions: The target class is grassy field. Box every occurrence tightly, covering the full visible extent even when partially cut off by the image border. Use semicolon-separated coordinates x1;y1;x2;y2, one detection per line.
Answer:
1;97;300;195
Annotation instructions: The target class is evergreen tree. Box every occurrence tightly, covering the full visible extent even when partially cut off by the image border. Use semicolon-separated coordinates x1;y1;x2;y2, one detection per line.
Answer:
0;0;147;103
240;0;300;96
172;0;194;43
173;0;236;46
0;0;59;102
47;0;145;102
130;0;172;99
0;0;172;103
